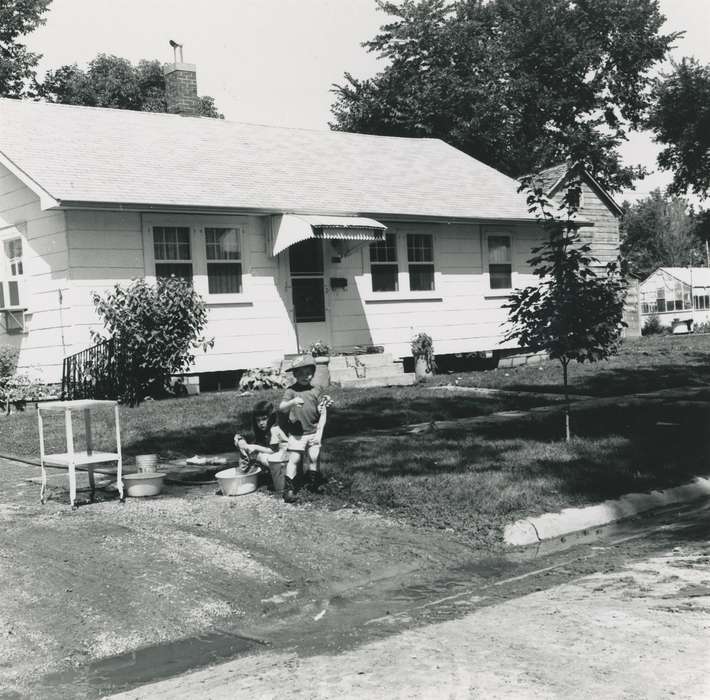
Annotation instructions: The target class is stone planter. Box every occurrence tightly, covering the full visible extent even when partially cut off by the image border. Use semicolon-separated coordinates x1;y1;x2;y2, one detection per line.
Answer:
414;356;433;382
313;355;331;386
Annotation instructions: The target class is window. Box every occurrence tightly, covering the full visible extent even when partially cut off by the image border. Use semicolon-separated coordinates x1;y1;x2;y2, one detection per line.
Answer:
407;234;434;291
2;238;24;307
370;233;398;292
153;226;193;283
488;234;512;290
206;227;242;294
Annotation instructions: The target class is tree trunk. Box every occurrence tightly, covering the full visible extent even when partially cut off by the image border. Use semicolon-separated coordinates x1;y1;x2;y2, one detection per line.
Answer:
562;359;571;442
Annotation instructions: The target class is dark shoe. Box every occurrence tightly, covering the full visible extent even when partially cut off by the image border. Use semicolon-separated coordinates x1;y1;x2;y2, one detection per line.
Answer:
283;476;297;503
304;470;323;493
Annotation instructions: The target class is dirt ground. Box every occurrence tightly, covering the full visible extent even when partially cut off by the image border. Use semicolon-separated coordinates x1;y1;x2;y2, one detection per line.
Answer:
111;520;710;699
0;457;477;699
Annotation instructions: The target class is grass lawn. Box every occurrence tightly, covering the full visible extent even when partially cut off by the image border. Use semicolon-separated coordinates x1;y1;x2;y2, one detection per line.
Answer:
0;383;545;459
435;333;710;396
318;399;710;546
2;332;709;546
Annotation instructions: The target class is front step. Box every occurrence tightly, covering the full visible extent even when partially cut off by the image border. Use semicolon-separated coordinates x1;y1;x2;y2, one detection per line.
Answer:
330;364;407;383
337;374;416;389
329;353;400;371
328;352;410;388
282;352;414;388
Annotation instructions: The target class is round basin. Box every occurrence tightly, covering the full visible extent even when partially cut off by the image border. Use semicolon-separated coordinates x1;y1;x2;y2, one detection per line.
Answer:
123;472;165;497
216;467;260;496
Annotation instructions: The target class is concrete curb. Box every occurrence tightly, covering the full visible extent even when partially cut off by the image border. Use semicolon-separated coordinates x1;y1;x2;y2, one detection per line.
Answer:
504;476;710;546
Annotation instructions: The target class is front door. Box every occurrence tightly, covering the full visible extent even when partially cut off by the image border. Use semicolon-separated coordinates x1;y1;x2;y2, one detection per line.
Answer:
289;239;330;352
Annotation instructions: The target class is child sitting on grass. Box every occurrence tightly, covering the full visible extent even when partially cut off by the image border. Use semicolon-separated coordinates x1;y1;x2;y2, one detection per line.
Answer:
279;354;333;503
234;400;288;474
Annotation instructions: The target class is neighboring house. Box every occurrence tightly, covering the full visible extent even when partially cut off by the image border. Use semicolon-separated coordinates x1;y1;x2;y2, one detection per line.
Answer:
532;163;640;337
640;267;710;330
531;162;624;267
0;62;629;386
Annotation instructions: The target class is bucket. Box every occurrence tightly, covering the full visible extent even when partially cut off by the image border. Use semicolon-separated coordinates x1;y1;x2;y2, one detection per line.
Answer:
135;454;159;472
216;467;260;496
266;455;288;493
123;472;165;497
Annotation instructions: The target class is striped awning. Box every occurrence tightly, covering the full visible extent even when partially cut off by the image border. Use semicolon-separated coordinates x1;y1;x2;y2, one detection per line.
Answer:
270;214;386;256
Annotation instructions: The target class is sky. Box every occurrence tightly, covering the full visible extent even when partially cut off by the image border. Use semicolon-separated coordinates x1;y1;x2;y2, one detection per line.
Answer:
24;0;710;204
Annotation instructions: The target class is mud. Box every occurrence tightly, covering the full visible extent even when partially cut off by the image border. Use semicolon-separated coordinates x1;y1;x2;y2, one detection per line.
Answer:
110;500;710;699
4;451;709;699
0;457;477;699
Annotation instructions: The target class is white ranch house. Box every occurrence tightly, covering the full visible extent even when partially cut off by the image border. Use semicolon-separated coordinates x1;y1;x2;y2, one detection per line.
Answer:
640;267;710;330
0;63;628;387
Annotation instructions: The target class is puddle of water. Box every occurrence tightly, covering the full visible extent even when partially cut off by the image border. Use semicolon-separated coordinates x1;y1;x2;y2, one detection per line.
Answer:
42;629;261;697
315;500;710;636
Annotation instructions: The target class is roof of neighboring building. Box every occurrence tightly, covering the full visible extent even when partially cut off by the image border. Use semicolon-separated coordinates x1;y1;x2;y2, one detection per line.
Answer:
531;163;569;193
527;162;624;217
647;267;710;287
0;98;538;221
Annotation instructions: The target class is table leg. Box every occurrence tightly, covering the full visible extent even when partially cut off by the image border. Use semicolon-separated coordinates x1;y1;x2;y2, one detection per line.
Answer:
65;408;77;509
38;409;46;505
115;404;124;502
84;408;93;456
88;466;96;502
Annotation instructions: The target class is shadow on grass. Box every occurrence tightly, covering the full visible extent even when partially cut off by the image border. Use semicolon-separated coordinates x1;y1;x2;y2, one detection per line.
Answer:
315;400;710;542
323;393;542;437
465;354;710;398
566;359;710;397
120;394;543;458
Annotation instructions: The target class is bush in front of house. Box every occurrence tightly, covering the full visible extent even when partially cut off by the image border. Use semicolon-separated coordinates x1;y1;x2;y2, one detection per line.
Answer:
238;367;288;392
0;346;59;414
642;313;664;336
0;345;18;413
91;277;214;406
0;345;18;380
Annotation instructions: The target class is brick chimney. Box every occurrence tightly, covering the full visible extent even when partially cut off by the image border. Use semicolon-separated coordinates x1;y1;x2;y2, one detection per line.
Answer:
164;62;200;116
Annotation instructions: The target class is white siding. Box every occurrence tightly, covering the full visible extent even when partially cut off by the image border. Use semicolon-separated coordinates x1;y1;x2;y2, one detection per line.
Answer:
0;164;68;383
64;210;145;353
66;212;296;373
329;221;545;358
2;199;551;380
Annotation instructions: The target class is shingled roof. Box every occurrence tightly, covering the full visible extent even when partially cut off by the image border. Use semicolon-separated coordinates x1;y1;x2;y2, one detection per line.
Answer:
0;98;536;221
525;161;623;217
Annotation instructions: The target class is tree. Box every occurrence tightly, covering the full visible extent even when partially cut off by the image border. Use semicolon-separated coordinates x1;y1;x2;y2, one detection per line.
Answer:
505;179;628;441
40;53;224;117
0;0;51;97
91;277;214;406
620;190;706;278
647;58;710;198
331;0;677;192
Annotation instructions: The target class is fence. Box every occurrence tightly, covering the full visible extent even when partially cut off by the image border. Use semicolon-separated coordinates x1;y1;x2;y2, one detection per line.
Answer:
61;338;122;400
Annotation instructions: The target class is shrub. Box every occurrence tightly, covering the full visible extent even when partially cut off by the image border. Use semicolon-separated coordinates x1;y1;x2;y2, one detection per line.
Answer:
0;346;56;413
238;367;288;392
308;340;331;357
642;313;664;336
91;277;214;406
0;345;18;379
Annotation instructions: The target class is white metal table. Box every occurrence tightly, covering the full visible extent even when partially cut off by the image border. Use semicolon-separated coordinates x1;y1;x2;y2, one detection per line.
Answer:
37;399;124;508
